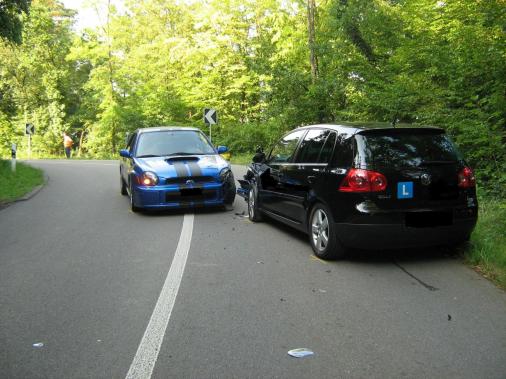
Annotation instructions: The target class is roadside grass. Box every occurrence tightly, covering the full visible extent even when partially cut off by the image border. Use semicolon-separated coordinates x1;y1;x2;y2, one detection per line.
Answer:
0;160;44;203
466;198;506;289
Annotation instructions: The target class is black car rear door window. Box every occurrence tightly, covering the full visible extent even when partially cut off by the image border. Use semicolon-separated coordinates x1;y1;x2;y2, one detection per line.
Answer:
295;129;330;163
268;130;305;164
318;132;337;164
332;133;352;167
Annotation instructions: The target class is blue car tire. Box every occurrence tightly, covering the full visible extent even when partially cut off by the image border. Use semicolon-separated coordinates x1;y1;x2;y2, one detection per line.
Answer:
129;181;140;213
121;176;128;196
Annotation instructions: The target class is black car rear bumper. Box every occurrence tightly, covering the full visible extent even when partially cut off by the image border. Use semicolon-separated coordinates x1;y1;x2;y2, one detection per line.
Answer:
334;218;477;250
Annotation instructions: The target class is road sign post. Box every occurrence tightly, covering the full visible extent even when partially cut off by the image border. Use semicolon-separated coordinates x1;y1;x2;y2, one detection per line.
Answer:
25;123;35;159
203;108;217;142
11;143;16;173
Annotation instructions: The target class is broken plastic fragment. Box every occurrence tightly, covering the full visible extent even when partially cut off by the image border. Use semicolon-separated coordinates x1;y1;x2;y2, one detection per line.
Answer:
288;348;314;358
32;342;44;348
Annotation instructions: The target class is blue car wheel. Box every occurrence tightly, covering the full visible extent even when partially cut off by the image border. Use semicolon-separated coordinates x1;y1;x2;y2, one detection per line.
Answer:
129;181;140;213
120;176;128;196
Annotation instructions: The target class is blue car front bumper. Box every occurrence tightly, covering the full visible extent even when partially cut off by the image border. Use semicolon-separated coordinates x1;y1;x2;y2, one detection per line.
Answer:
132;182;232;209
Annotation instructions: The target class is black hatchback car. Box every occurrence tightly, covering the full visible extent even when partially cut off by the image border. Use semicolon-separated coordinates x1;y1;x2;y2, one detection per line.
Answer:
237;123;478;259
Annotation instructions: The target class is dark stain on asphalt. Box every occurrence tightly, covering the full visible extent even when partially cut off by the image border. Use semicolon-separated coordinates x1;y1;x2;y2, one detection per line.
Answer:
394;261;439;291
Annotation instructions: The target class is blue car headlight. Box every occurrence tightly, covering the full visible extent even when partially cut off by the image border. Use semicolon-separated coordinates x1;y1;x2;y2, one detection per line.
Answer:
138;171;159;186
219;168;232;183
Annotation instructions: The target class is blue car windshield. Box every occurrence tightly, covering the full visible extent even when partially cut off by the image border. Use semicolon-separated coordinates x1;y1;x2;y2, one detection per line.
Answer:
135;130;215;157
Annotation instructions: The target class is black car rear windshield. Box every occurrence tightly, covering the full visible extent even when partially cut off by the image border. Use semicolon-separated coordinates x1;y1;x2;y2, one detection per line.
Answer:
355;129;462;169
135;130;215;157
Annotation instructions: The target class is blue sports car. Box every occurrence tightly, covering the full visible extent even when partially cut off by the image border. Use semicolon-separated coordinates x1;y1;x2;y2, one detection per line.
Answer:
119;127;235;212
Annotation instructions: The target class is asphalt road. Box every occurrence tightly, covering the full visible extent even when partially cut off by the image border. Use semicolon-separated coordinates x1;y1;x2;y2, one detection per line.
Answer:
1;159;506;379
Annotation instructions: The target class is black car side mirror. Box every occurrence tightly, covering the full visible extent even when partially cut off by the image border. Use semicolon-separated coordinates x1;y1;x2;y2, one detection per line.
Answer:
253;146;265;163
253;151;265;163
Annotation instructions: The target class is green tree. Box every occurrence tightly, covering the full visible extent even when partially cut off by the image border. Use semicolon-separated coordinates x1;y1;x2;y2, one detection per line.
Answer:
0;0;77;157
0;0;31;44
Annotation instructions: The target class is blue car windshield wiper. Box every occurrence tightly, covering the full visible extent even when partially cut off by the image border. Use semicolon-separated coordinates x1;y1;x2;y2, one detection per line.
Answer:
165;152;202;156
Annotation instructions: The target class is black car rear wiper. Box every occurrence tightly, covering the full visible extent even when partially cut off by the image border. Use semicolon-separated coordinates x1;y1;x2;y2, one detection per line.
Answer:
136;154;160;158
420;160;457;166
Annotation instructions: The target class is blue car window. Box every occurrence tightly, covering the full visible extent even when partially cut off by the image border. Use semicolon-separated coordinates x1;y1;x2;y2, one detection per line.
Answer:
135;131;215;157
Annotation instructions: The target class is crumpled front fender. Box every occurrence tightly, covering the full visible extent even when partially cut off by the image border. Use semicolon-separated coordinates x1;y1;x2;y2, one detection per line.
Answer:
236;164;270;199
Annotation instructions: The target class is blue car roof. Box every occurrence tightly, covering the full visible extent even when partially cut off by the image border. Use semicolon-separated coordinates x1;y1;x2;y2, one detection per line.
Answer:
136;126;201;134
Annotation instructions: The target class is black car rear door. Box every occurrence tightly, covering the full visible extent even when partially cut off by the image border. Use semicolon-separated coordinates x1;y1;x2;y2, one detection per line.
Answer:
288;129;335;221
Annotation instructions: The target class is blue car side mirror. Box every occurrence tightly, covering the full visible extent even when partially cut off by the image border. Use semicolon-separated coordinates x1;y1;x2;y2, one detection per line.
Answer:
217;146;228;154
119;149;131;158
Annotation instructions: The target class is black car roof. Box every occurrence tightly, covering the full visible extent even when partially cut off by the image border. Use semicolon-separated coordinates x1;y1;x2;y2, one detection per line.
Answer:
295;122;444;135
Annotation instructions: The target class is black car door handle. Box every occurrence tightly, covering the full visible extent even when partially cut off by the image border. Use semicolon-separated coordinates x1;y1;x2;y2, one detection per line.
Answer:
308;176;316;184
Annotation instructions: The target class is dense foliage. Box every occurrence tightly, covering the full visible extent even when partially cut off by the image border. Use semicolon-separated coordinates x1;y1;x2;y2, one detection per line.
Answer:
0;0;504;196
0;0;31;44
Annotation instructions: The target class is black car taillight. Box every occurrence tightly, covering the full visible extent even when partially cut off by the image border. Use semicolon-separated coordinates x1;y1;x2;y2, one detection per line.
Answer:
339;169;387;193
458;167;476;188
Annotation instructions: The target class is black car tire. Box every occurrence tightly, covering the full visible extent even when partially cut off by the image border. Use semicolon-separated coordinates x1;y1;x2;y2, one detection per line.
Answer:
120;176;128;196
308;203;347;260
248;184;263;222
129;181;140;213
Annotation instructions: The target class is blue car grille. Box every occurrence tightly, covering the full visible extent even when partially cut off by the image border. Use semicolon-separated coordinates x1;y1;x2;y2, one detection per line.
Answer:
166;176;215;184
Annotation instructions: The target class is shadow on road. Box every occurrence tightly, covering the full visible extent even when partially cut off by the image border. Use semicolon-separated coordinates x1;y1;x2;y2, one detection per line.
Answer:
259;214;464;265
133;206;231;218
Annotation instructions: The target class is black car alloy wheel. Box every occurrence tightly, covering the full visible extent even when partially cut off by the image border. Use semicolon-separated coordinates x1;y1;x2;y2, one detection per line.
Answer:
248;185;262;222
309;203;346;259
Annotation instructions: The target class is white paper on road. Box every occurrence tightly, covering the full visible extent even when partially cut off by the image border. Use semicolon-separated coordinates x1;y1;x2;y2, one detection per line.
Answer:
288;348;314;358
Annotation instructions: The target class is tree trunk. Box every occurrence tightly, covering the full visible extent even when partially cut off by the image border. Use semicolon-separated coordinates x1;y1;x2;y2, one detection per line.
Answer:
307;0;318;83
77;129;85;157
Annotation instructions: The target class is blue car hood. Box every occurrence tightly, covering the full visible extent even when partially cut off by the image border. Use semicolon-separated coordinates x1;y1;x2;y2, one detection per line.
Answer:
134;154;229;179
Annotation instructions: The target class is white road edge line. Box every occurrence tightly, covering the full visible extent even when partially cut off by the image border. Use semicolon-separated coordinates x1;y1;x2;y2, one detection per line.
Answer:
126;213;194;379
